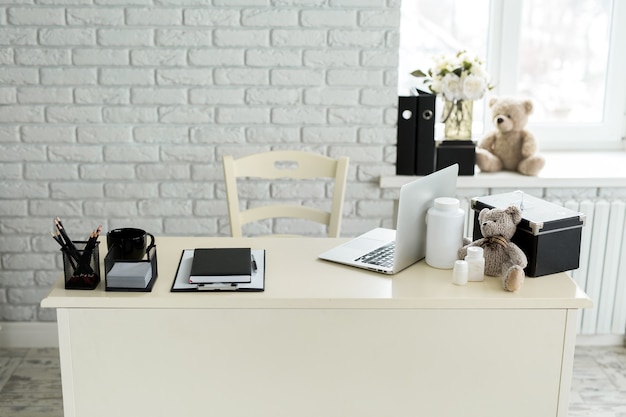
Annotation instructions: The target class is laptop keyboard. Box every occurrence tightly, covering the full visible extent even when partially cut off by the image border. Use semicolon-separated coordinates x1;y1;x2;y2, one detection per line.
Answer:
355;243;395;268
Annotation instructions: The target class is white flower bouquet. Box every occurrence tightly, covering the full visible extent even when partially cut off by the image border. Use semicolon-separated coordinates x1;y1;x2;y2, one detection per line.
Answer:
411;51;492;101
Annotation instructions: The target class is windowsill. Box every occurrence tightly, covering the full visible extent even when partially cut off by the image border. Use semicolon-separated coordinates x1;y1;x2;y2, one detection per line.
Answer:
380;151;626;189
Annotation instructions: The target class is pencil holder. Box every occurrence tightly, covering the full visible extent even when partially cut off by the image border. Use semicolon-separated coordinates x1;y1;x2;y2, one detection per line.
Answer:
63;241;100;290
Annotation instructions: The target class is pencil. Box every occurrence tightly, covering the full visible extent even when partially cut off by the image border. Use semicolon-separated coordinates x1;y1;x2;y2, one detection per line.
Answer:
76;226;101;276
55;217;85;264
51;231;77;269
50;231;63;246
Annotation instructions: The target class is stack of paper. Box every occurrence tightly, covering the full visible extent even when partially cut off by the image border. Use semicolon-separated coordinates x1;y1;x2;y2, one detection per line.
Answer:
107;262;152;289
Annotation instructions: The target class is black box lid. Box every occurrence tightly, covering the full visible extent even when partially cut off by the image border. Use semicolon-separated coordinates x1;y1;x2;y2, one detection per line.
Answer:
471;192;586;235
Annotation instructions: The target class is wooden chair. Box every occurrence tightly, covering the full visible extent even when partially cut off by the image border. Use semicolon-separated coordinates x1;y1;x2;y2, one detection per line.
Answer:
223;151;349;237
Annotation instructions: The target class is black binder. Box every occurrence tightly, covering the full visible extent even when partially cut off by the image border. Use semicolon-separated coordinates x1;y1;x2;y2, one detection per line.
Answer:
396;91;436;175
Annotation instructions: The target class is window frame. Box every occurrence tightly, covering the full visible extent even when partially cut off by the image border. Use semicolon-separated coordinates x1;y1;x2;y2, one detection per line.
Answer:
486;0;626;151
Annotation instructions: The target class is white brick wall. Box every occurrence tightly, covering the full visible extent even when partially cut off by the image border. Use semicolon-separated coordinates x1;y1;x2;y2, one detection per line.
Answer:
0;1;402;322
3;2;621;327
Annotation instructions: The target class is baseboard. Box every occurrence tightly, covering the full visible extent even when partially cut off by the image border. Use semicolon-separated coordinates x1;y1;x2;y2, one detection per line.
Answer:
0;322;59;348
576;334;625;346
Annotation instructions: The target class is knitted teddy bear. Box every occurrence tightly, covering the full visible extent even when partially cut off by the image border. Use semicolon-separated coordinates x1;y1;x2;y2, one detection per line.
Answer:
476;96;545;176
458;205;528;292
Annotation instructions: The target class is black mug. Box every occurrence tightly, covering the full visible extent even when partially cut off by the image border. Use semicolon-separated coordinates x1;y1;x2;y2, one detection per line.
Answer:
106;228;155;260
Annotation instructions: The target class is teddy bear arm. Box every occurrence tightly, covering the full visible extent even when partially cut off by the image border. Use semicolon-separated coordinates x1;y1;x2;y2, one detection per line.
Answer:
478;132;496;150
520;131;538;157
506;244;528;269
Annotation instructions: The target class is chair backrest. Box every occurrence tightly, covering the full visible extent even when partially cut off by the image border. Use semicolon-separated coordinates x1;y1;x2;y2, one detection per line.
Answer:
223;151;349;237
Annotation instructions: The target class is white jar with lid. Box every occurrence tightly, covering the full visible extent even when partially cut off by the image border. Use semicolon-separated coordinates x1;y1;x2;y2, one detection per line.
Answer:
465;246;485;281
425;197;465;269
452;260;468;285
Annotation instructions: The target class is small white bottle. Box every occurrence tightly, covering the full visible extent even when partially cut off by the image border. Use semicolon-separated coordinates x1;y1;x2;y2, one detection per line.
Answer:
425;197;465;269
452;260;468;285
465;246;485;282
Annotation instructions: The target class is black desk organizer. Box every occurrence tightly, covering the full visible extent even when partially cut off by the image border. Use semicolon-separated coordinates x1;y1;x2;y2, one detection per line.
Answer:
436;140;476;175
104;244;158;292
63;241;101;290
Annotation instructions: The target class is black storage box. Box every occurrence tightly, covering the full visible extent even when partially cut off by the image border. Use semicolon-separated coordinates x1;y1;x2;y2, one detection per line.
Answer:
436;140;476;175
471;192;586;277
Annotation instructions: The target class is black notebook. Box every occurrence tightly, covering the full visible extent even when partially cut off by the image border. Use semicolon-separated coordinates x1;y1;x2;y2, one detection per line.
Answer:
171;249;264;292
189;248;253;284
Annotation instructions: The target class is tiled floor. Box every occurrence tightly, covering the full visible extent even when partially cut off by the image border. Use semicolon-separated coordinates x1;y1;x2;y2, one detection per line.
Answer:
569;345;626;416
0;348;63;417
0;345;624;417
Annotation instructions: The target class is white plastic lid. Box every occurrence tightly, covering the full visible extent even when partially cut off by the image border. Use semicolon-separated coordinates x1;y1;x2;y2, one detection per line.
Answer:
434;197;460;210
453;259;468;272
466;246;484;259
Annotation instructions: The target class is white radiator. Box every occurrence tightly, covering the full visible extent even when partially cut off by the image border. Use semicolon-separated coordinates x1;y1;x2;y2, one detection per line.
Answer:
568;199;626;335
461;198;626;335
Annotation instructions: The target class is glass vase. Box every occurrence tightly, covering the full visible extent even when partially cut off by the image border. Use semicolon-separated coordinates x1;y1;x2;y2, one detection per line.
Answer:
443;99;473;140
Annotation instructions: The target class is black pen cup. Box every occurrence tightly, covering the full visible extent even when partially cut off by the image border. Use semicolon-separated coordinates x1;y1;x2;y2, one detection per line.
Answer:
63;241;100;290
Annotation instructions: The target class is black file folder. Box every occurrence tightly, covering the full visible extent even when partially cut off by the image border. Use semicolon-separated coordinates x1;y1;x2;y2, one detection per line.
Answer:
396;91;436;175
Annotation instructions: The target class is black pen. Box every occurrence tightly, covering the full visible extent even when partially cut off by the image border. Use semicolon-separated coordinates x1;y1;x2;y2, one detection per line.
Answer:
251;254;257;272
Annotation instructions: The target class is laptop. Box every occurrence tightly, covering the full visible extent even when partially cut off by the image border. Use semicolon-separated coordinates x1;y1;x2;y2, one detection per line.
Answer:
318;164;459;274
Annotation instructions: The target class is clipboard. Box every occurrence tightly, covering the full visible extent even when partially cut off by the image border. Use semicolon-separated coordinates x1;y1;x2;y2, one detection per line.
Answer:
171;249;265;292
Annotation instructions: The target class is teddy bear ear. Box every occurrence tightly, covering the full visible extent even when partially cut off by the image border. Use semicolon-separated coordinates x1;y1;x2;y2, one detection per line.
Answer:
478;208;490;222
522;99;533;114
506;205;522;224
488;97;498;108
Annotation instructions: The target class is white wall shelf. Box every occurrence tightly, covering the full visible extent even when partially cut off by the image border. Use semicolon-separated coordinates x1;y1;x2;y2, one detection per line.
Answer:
380;152;626;189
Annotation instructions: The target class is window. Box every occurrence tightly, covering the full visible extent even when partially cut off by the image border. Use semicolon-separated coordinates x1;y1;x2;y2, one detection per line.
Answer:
398;0;626;150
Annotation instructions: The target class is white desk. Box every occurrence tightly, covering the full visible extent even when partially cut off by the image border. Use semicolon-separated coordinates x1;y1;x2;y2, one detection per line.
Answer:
42;237;592;417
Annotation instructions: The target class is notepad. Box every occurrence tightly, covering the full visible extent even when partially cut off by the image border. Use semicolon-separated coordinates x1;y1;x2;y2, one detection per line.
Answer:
106;262;152;289
188;248;253;284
